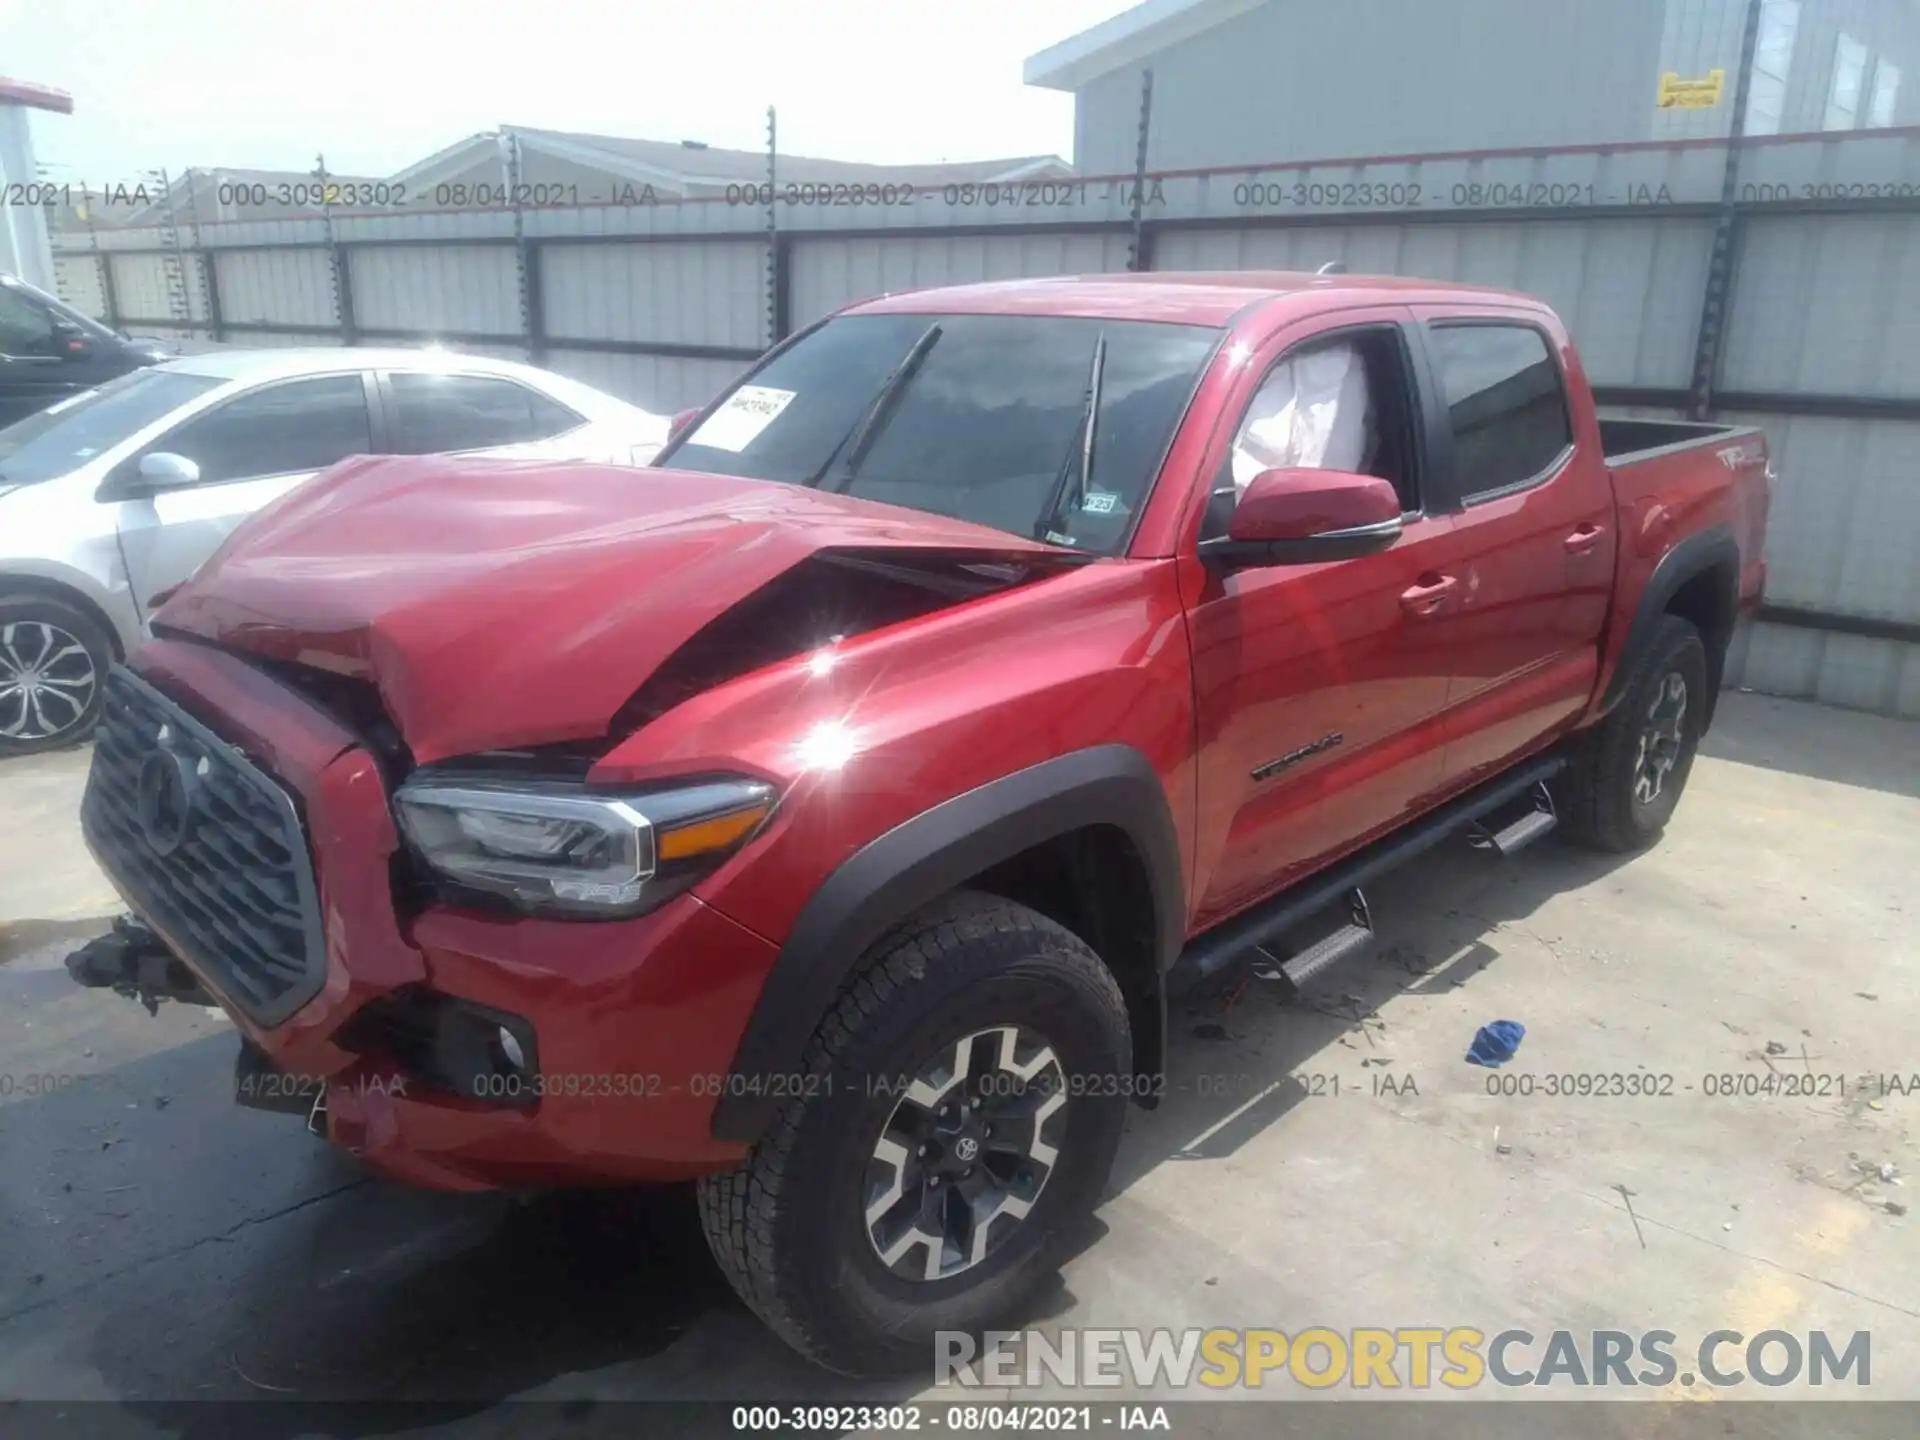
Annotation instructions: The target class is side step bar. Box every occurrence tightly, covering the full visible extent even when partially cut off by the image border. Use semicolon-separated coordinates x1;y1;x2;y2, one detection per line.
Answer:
1167;754;1567;996
1250;888;1373;991
1469;780;1560;857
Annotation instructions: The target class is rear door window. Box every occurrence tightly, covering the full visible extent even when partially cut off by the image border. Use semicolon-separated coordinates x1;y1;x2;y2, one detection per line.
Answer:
1428;324;1572;501
384;372;582;453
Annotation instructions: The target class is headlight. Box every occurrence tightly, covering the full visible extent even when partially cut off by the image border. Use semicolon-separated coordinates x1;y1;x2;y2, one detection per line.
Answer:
393;774;775;918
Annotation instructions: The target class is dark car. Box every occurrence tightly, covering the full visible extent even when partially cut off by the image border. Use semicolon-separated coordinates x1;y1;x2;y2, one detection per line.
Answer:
0;273;173;427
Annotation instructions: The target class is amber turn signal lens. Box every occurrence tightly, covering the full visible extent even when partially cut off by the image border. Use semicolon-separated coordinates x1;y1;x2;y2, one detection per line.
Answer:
657;803;771;862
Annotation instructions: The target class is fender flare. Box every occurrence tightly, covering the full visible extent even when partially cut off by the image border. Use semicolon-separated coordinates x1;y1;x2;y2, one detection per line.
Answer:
1600;524;1740;722
710;743;1185;1143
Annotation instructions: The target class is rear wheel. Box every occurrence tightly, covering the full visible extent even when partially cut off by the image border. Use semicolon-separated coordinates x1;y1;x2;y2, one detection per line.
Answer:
0;594;114;756
697;892;1131;1376
1557;615;1708;852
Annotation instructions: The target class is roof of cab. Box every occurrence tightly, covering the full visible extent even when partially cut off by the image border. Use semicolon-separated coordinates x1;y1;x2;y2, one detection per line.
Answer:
843;271;1537;327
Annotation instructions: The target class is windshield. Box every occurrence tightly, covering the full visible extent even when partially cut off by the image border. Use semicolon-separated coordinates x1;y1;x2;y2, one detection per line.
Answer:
661;312;1221;555
0;369;222;487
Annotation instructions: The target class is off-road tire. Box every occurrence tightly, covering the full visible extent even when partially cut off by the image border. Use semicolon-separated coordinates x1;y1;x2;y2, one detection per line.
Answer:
697;891;1132;1376
0;592;116;756
1557;615;1708;852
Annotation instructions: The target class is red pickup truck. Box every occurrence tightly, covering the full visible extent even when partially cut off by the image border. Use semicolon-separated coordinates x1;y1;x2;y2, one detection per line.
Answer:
73;272;1769;1374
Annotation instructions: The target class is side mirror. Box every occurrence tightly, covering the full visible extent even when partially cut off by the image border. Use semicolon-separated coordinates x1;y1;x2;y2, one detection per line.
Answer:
667;407;701;443
97;451;200;503
1202;467;1403;568
137;452;201;487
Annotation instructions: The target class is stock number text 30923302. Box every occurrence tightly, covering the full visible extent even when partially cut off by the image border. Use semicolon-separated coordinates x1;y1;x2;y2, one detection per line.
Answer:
1229;180;1611;210
721;179;1165;209
205;180;663;210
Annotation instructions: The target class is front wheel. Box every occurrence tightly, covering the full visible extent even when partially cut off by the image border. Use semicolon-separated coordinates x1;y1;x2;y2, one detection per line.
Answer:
698;892;1132;1376
1557;615;1708;852
0;593;115;756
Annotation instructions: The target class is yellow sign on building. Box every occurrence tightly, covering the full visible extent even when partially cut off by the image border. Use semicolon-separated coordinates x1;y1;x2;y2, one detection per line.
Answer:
1658;69;1726;109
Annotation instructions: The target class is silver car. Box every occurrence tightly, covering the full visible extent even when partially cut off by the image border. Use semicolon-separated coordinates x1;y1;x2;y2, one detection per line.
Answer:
0;348;669;754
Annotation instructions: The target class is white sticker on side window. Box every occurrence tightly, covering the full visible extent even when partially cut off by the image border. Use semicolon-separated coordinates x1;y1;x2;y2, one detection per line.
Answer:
688;385;796;453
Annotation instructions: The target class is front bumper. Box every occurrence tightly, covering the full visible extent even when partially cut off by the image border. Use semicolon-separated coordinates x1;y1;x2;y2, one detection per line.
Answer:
83;638;780;1189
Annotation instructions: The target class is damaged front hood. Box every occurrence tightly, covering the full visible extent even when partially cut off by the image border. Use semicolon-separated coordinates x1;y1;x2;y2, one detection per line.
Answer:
155;455;1062;762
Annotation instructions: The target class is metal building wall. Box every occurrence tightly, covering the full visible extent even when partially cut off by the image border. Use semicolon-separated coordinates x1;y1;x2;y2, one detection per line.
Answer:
51;251;106;317
215;248;336;329
1770;0;1920;133
348;245;521;334
542;239;765;350
1069;0;1672;175
1067;0;1920;166
1653;0;1751;141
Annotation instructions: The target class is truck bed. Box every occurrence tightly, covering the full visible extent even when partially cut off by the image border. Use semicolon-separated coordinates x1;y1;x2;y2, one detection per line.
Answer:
1598;417;1752;465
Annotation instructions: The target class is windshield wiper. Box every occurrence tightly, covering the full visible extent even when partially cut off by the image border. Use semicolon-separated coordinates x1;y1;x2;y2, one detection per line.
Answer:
807;322;943;490
1033;333;1106;544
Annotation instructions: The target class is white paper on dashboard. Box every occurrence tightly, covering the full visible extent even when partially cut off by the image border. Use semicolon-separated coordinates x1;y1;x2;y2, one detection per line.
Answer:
689;385;796;453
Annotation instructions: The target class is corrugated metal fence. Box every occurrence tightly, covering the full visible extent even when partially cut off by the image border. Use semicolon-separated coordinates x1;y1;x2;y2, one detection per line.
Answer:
50;127;1920;717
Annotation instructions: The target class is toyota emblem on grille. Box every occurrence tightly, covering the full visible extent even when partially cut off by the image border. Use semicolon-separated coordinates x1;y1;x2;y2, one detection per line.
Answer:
137;749;196;856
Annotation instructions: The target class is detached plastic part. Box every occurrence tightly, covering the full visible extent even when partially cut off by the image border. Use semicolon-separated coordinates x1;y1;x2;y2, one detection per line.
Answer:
65;914;216;1014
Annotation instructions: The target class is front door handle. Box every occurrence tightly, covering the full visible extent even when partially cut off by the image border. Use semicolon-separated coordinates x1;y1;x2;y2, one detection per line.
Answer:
1564;523;1605;554
1399;573;1458;616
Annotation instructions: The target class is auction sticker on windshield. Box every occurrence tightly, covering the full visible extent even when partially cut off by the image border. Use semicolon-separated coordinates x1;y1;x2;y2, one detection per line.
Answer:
690;385;795;452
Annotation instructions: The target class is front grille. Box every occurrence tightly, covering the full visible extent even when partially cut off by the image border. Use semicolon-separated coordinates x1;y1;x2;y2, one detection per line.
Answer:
82;667;326;1025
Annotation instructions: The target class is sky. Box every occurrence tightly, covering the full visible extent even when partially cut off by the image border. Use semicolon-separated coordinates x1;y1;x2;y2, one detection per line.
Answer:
0;0;1131;184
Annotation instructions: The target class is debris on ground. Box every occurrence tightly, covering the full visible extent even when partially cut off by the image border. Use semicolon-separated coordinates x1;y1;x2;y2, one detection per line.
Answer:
1466;1019;1526;1067
1764;1040;1788;1056
1888;1202;1908;1217
1613;1184;1647;1249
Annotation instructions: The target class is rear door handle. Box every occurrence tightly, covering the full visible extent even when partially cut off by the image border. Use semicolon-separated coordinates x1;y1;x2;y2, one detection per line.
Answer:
1564;523;1605;554
1399;574;1458;616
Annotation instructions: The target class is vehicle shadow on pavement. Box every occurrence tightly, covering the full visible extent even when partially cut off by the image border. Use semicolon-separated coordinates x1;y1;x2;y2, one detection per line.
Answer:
1100;834;1635;1197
